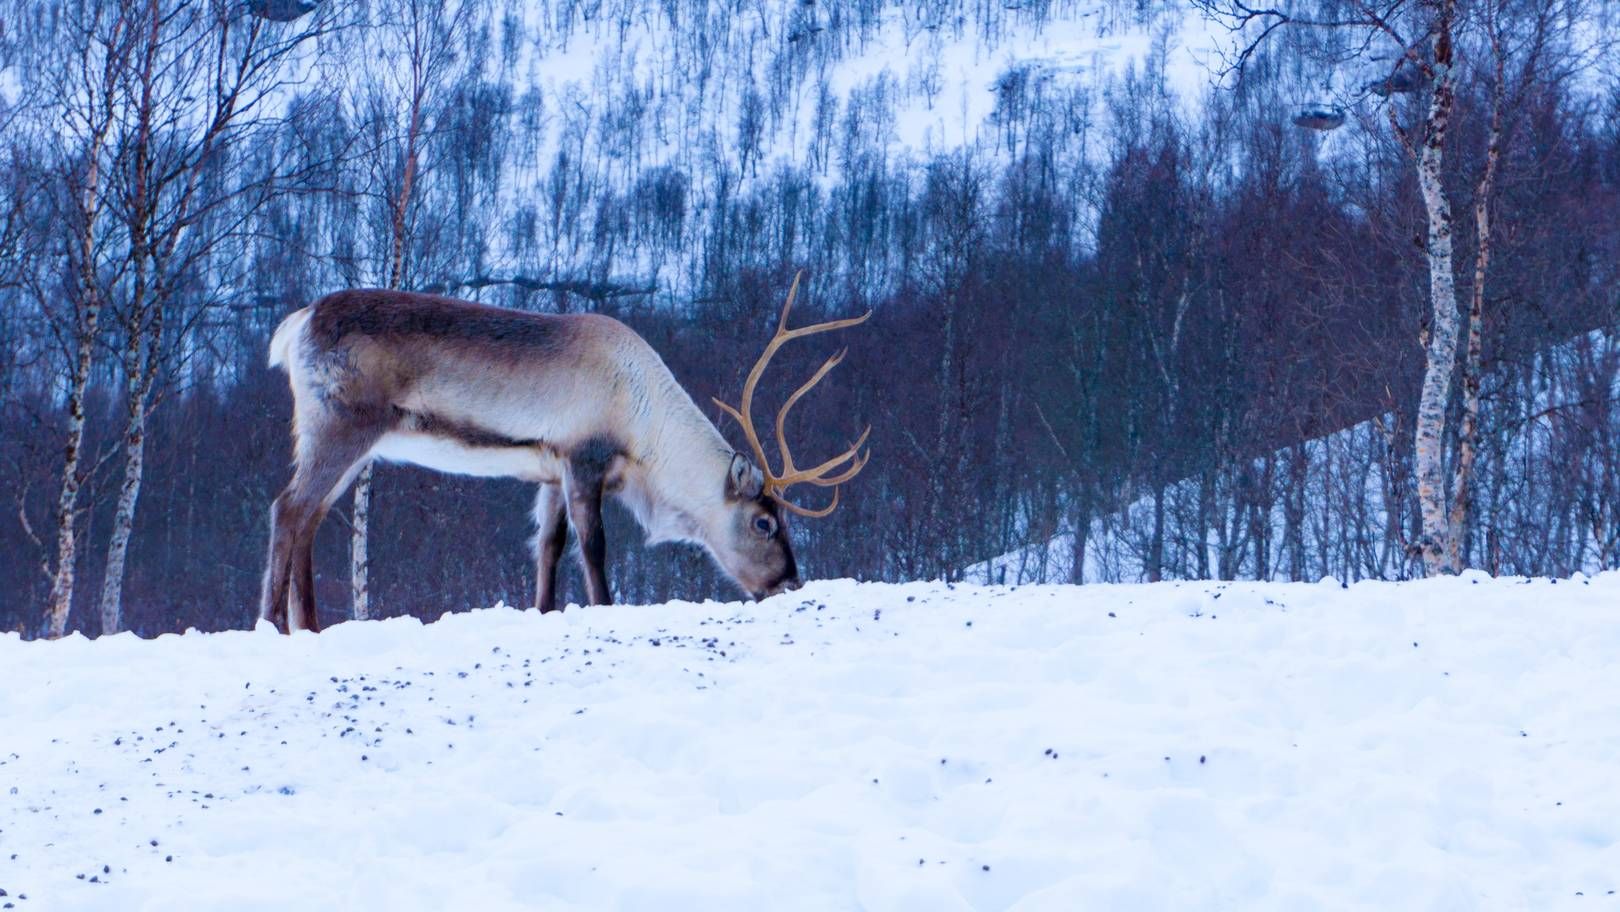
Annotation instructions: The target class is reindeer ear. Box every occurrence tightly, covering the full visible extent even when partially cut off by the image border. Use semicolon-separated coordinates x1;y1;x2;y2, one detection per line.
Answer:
727;452;764;500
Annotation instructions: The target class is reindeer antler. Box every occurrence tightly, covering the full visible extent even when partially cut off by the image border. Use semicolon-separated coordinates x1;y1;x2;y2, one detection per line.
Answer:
712;271;872;518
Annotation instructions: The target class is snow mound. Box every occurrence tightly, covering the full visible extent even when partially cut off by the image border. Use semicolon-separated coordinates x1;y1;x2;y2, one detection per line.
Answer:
3;576;1618;910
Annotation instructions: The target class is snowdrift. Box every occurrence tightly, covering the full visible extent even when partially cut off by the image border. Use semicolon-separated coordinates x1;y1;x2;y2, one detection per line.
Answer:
2;576;1617;910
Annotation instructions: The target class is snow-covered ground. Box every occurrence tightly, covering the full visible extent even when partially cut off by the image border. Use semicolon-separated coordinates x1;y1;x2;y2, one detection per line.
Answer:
3;575;1618;910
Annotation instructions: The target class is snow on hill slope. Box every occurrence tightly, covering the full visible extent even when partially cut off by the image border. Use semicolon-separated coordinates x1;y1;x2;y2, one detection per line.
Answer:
358;0;1223;296
510;0;1218;178
3;576;1617;910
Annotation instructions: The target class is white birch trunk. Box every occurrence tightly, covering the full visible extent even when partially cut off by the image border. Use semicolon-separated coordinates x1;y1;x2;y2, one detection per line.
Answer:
46;134;108;639
45;305;100;639
346;0;470;621
351;463;374;621
97;29;156;635
1443;158;1496;573
97;412;146;635
1445;36;1508;575
97;321;152;635
1412;53;1460;577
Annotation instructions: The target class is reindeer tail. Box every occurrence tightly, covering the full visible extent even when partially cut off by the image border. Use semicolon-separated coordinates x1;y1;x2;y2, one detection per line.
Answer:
268;307;312;370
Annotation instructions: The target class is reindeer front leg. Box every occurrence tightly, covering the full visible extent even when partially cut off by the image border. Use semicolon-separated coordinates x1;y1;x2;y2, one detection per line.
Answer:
532;483;568;613
563;457;613;606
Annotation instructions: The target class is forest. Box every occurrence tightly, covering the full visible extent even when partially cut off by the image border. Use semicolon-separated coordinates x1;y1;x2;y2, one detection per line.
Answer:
0;0;1616;638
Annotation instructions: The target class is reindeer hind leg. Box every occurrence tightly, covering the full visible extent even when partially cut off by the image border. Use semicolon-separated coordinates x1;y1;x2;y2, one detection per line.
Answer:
259;490;302;633
532;483;569;613
282;421;389;632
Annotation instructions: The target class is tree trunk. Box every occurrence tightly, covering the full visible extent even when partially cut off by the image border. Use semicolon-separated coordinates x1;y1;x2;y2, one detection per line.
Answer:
1285;444;1308;581
98;234;156;634
931;295;957;581
1250;456;1274;581
98;260;156;636
1445;45;1505;575
45;304;100;639
1147;483;1165;582
350;39;426;622
46;138;107;639
352;462;374;621
1215;466;1236;579
97;377;148;635
1068;496;1089;585
1196;469;1213;578
1412;29;1460;577
96;2;160;636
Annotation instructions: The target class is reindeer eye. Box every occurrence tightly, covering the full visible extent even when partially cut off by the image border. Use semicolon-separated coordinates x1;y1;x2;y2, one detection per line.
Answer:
752;516;775;537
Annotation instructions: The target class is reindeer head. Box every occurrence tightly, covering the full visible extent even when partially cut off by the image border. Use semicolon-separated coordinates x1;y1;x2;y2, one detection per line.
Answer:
711;272;871;599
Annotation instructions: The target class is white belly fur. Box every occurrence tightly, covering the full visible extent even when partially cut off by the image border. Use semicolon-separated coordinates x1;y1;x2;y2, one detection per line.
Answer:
370;431;562;482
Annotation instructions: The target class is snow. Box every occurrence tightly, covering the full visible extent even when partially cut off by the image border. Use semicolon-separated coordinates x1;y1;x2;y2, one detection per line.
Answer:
805;6;1220;162
3;575;1618;910
454;0;1229;298
968;329;1620;588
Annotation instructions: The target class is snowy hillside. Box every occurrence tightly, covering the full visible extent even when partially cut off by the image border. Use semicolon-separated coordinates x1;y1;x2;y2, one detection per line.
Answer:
4;576;1617;910
505;0;1217;179
287;0;1225;300
966;329;1620;588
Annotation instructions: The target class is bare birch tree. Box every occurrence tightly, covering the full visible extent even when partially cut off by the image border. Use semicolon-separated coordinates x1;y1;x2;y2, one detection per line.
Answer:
1189;0;1465;576
1443;0;1592;571
1193;0;1591;575
92;0;333;634
346;0;479;621
24;0;131;638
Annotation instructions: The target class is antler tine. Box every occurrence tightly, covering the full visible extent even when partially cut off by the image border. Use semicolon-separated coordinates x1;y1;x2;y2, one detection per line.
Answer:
773;347;848;480
772;271;872;341
798;434;871;487
776;269;802;333
778;311;871;340
715;270;872;516
776;485;841;519
711;274;806;478
774;428;871;490
710;396;770;480
768;444;866;519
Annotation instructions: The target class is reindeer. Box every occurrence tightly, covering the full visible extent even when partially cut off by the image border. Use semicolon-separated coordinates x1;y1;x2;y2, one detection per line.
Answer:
258;274;869;632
